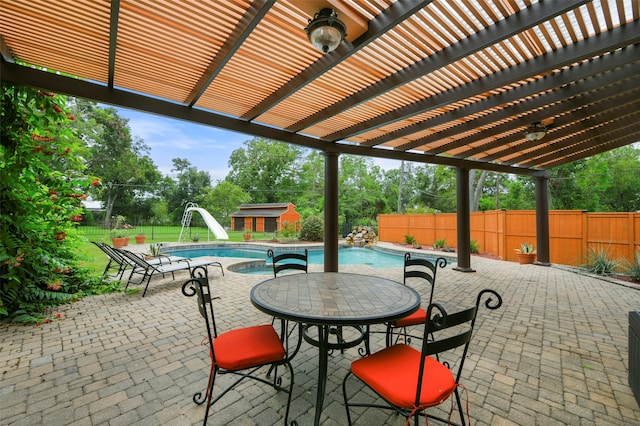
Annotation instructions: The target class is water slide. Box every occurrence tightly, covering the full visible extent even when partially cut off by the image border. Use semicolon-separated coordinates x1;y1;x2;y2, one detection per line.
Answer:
186;207;229;240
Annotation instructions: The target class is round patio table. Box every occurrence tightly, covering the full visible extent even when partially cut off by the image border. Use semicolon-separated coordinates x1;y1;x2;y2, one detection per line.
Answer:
250;272;420;426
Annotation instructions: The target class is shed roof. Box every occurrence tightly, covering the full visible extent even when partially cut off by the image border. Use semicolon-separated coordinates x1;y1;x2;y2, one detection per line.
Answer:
238;203;294;210
1;1;638;175
232;208;289;218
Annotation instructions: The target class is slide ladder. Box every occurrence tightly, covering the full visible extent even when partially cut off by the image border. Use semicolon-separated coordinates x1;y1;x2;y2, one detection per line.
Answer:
179;202;229;242
178;202;198;242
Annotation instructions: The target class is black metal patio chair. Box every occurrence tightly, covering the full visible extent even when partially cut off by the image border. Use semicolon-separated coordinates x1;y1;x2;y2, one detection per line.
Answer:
182;267;296;425
268;248;308;276
343;289;503;426
385;253;447;347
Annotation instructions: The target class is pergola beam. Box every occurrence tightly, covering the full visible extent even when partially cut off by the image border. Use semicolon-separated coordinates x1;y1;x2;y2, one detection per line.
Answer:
484;95;640;165
381;47;639;150
240;0;432;121
325;19;640;142
107;0;120;88
0;60;546;177
185;0;274;107
287;0;591;134
421;70;640;157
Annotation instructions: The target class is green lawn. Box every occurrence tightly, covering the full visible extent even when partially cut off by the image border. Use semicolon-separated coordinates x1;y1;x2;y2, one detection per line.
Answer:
77;227;270;274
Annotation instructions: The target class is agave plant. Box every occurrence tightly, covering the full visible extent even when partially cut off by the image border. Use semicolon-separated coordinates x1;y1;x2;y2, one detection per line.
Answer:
146;243;162;257
582;244;620;275
515;242;536;254
623;249;640;282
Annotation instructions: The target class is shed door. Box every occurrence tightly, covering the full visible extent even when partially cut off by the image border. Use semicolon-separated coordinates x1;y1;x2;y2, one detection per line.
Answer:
265;217;277;232
233;217;244;231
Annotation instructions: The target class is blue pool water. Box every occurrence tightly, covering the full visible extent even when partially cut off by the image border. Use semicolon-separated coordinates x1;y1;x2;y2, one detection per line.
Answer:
165;245;434;269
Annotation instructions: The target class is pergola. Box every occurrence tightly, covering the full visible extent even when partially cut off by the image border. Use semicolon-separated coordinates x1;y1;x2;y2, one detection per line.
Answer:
1;0;639;271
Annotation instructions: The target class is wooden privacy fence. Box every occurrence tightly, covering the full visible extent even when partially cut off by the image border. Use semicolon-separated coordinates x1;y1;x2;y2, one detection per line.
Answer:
378;210;640;266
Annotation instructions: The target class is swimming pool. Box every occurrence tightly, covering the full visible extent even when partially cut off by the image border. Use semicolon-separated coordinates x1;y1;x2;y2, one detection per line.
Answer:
163;244;440;269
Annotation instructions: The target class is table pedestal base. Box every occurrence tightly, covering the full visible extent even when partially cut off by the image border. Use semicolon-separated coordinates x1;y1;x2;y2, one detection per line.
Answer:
302;324;367;426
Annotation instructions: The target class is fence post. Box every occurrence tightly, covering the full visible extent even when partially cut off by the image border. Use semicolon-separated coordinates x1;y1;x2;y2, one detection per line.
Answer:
629;212;636;262
582;210;588;264
500;209;506;261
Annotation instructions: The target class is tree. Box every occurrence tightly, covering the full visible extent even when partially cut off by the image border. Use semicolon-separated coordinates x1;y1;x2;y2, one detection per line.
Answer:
573;146;640;212
227;138;303;203
202;181;251;227
72;101;162;227
602;145;640;211
166;159;212;222
1;85;101;320
409;165;457;212
295;151;325;218
469;170;489;212
501;177;536;210
545;162;579;209
339;156;386;225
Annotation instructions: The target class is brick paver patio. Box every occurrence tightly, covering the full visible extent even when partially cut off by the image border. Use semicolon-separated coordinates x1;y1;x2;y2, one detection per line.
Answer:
1;244;639;425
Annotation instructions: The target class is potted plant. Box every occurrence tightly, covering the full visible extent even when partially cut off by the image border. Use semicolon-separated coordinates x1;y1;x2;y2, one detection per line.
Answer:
110;215;129;248
144;243;162;260
243;228;252;241
135;232;146;244
515;242;536;264
110;229;128;248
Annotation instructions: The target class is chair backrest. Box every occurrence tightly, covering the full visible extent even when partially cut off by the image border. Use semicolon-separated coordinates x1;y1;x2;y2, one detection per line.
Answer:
93;241;125;265
267;249;308;277
403;253;447;306
182;269;218;359
116;248;152;270
415;289;503;405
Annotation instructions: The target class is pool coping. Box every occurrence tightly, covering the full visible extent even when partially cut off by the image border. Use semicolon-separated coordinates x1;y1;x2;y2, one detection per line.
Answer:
160;241;456;271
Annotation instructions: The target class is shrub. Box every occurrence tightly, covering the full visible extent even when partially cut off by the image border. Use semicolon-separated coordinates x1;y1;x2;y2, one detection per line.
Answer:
300;216;323;241
469;239;480;254
1;85;103;321
404;235;415;244
281;221;296;238
434;238;446;250
582;244;621;275
623;249;640;282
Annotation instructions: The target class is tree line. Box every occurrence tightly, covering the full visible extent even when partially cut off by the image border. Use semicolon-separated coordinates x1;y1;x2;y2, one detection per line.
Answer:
1;86;639;320
71;100;640;230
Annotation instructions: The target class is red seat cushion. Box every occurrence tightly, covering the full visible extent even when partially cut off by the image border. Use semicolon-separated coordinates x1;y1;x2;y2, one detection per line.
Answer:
213;324;285;371
391;308;426;327
351;344;456;409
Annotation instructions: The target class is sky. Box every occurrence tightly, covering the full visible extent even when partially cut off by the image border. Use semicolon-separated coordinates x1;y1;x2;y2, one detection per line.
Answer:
115;107;249;182
114;106;403;182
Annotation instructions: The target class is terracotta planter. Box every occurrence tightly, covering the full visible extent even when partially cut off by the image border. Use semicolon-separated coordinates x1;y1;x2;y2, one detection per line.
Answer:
243;234;252;241
135;235;146;244
122;237;130;246
111;237;126;248
516;253;536;264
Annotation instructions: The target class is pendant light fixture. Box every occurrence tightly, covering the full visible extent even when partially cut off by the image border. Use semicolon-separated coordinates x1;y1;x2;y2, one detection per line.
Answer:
304;8;347;53
525;122;547;141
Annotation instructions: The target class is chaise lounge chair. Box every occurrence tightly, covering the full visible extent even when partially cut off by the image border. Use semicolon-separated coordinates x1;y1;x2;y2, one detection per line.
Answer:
117;249;224;297
92;241;186;280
